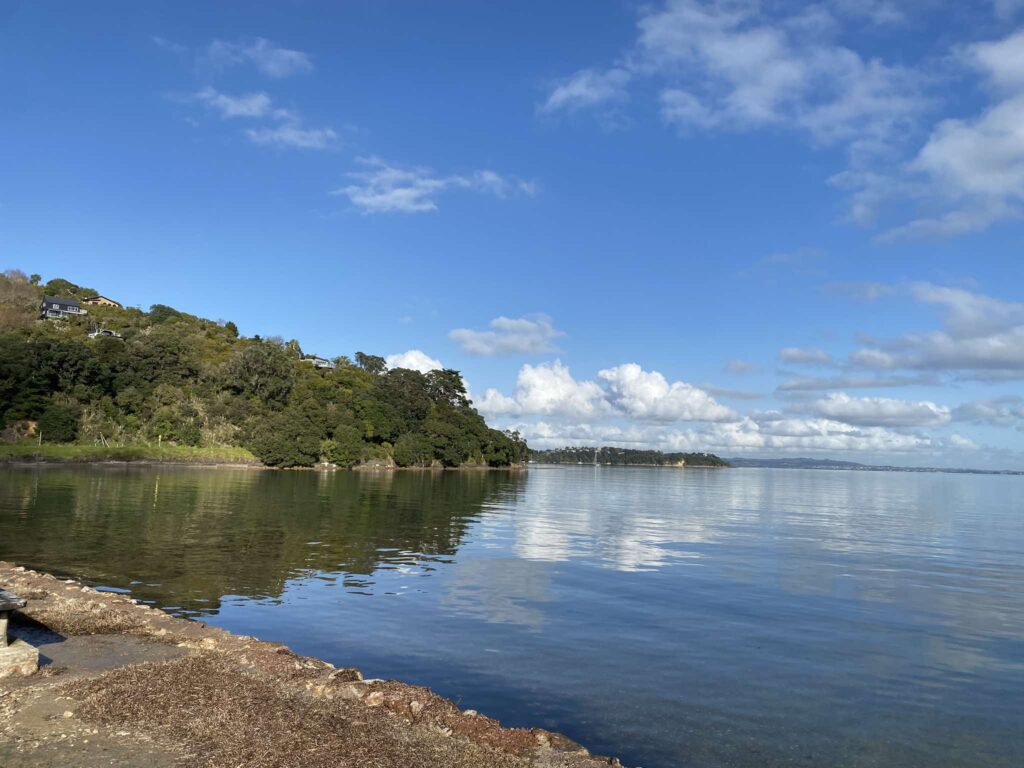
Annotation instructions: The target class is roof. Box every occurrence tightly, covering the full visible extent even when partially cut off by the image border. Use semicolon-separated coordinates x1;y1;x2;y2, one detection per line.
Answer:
42;296;81;307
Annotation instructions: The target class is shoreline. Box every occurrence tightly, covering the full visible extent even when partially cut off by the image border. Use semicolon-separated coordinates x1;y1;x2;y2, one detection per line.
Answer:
0;562;618;767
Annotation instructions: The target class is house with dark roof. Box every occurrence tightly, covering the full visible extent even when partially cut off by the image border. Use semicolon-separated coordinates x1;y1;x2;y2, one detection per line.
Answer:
40;296;88;320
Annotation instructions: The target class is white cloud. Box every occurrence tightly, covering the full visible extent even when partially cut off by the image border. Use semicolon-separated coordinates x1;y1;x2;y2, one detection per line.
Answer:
598;363;737;422
195;87;273;118
539;68;631;114
477;361;734;423
450;314;563;356
850;283;1024;374
953;396;1024;429
477;361;609;420
801;392;952;427
777;373;935;391
546;0;927;156
206;37;313;78
192;87;335;149
870;30;1024;239
511;416;937;456
333;157;533;214
779;347;833;365
246;124;337;150
385;349;444;374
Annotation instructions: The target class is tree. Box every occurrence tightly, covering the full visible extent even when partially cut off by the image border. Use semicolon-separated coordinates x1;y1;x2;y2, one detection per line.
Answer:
426;369;470;407
248;412;321;467
393;432;433;467
225;341;295;405
355;352;387;375
224;321;239;338
324;425;364;467
29;274;41;285
38;402;80;443
0;270;39;332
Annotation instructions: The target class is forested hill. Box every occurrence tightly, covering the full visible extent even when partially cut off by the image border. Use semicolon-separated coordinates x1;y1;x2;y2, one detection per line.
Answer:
530;447;729;467
0;270;527;468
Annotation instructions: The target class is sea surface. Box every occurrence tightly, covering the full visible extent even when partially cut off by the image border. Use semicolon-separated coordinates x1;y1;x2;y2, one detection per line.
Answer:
0;464;1021;767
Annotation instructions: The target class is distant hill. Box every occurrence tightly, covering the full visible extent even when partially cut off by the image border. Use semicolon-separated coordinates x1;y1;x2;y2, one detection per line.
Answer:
530;446;729;467
725;456;1024;476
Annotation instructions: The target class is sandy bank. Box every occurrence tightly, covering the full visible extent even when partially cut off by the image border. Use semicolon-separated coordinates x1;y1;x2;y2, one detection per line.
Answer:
0;563;619;768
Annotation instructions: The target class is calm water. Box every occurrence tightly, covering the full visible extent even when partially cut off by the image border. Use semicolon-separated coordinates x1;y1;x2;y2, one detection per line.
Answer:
0;465;1022;767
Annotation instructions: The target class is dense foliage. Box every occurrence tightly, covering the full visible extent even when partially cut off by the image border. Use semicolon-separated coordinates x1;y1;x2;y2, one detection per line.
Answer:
0;270;527;468
530;446;729;467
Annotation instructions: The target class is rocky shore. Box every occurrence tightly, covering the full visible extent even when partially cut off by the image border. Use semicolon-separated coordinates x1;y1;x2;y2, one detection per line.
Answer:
0;563;620;768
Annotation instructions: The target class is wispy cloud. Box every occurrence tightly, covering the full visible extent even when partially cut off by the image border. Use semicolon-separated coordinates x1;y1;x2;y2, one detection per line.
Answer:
246;124;337;150
538;68;631;114
205;37;313;78
195;87;275;119
191;87;335;150
779;347;834;366
450;314;563;356
333;157;535;214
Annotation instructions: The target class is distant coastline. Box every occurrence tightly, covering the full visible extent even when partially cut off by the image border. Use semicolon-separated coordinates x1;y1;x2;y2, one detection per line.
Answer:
726;456;1024;477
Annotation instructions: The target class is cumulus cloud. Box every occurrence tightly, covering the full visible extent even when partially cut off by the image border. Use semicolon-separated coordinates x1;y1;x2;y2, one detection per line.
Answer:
333;157;534;214
205;37;313;78
476;361;609;420
800;392;952;427
385;350;443;374
779;347;834;365
449;315;563;356
477;361;734;423
598;364;737;422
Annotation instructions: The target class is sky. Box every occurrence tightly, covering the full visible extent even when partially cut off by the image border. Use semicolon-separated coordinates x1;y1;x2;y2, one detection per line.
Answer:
3;0;1024;469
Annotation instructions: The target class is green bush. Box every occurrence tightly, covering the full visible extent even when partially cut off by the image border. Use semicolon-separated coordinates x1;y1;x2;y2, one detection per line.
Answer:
37;403;80;443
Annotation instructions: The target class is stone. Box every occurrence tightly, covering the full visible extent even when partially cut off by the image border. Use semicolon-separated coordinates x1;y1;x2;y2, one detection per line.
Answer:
0;638;39;678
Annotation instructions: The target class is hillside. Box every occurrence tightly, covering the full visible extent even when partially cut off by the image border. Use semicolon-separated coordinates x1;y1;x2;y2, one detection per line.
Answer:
0;270;527;468
530;446;729;467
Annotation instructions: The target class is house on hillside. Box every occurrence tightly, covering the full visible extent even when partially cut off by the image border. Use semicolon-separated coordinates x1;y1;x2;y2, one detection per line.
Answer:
40;296;88;320
82;295;123;308
87;328;123;340
302;354;336;369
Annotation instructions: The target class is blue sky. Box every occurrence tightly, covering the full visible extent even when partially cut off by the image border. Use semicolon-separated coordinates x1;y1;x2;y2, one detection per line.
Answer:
3;1;1024;468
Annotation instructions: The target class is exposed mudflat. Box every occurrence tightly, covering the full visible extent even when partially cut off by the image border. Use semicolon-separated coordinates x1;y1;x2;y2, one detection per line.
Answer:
0;563;620;768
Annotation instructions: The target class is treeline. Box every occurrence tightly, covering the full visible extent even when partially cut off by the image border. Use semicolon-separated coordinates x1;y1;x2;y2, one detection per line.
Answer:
0;270;527;468
530;446;729;467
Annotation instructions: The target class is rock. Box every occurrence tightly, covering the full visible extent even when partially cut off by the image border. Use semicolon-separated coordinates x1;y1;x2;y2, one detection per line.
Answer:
409;700;424;717
463;709;478;717
327;667;363;682
0;639;39;679
365;691;385;707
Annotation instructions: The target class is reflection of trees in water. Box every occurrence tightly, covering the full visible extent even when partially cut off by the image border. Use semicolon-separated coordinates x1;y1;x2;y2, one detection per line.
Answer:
0;467;527;616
